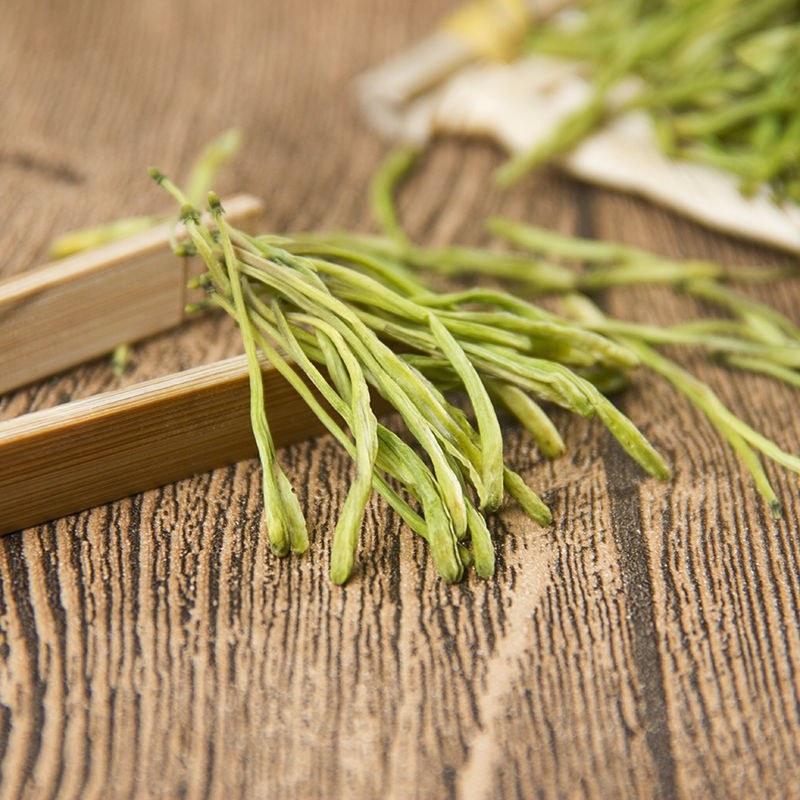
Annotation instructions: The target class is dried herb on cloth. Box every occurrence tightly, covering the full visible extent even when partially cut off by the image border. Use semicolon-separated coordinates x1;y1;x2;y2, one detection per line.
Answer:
497;0;800;199
357;1;800;250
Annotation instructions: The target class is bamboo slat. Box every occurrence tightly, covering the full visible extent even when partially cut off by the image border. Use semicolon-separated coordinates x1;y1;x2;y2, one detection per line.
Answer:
0;193;263;394
0;192;303;534
0;354;326;535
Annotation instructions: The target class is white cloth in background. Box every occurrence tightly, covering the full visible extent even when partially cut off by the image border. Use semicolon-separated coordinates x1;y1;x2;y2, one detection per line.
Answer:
358;38;800;254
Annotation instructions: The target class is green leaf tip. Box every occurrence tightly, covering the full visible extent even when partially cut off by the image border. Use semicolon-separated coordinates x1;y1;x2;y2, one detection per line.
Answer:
173;242;197;258
147;166;165;184
207;191;223;214
179;204;200;224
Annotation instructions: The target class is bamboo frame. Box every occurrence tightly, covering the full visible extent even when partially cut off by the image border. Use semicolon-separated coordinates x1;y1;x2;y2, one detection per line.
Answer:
0;195;327;535
0;355;327;534
0;194;263;394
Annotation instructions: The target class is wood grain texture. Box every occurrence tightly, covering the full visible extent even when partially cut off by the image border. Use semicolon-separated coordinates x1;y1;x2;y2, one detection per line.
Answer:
1;2;800;799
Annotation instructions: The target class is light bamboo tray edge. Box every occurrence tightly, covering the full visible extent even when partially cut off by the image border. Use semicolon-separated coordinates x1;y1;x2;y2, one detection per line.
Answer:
0;355;328;535
0;192;330;535
0;193;264;394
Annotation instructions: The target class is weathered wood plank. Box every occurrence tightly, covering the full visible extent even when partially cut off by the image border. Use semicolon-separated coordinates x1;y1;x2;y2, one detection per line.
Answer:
1;1;800;799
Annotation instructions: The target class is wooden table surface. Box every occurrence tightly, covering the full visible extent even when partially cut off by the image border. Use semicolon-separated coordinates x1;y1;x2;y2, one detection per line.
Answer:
3;1;800;798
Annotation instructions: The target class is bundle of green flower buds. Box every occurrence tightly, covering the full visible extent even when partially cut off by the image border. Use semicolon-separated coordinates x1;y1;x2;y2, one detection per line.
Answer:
149;157;800;584
497;0;800;198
